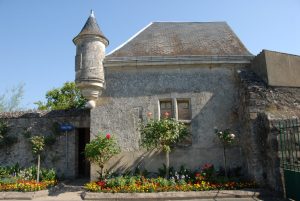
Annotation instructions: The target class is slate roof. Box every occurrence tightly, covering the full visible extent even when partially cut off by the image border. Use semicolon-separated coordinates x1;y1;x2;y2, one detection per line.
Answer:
73;13;109;45
108;22;251;57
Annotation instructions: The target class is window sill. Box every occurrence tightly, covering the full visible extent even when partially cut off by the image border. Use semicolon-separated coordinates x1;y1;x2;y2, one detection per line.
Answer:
178;120;191;124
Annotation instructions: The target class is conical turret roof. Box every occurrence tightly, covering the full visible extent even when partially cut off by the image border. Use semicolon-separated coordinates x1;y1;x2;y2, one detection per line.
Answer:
73;11;109;46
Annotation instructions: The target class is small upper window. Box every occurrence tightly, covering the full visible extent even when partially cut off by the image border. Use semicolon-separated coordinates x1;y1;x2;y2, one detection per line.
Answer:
177;100;191;120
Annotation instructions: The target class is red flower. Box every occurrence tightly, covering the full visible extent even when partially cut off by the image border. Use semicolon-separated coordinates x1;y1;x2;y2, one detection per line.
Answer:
202;163;213;170
96;180;106;188
106;133;111;139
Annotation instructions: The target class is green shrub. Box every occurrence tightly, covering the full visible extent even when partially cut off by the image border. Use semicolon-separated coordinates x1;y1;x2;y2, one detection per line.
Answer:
17;167;36;180
0;164;56;182
155;177;169;187
41;168;56;181
0;177;17;184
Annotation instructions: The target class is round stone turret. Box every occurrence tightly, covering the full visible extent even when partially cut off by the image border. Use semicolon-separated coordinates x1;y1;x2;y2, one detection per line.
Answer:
73;10;109;108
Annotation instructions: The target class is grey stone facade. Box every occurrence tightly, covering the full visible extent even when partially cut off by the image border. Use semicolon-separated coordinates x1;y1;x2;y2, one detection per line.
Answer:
90;62;250;179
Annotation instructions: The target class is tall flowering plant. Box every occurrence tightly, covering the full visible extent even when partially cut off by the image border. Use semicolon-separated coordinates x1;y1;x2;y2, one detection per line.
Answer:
215;128;235;178
85;133;120;179
30;136;45;183
140;112;189;178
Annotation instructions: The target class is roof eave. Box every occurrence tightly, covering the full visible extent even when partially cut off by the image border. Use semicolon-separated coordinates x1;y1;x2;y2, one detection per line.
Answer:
104;55;254;67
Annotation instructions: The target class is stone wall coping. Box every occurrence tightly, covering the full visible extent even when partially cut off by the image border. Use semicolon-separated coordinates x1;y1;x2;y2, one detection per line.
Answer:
83;189;273;200
104;55;253;67
0;109;90;119
0;189;49;200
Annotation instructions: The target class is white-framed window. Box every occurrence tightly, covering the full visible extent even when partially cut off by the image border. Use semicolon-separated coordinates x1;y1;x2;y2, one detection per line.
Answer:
158;98;192;146
159;98;191;122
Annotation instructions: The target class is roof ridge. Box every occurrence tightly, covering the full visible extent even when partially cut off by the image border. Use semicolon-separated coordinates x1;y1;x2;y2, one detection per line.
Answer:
151;21;227;23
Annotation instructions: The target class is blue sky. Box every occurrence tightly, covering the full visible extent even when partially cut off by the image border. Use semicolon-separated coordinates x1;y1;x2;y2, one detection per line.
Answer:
0;0;299;109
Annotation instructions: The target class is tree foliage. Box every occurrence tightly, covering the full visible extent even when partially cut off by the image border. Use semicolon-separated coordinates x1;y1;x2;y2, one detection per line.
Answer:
140;117;189;153
85;133;120;179
0;83;24;112
35;82;86;110
30;136;45;155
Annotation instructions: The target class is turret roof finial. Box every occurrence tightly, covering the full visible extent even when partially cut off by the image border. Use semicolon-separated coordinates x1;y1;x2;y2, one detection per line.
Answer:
90;10;95;18
73;9;109;46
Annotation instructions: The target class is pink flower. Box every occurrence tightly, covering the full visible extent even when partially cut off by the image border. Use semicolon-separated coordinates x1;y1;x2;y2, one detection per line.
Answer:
164;112;170;117
106;133;111;139
147;112;153;117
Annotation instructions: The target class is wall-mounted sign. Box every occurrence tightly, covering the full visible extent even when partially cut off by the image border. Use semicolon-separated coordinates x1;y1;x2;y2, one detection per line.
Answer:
60;123;74;132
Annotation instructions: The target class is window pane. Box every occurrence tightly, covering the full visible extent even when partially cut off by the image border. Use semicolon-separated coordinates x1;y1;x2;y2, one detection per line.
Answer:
160;100;172;118
178;100;191;120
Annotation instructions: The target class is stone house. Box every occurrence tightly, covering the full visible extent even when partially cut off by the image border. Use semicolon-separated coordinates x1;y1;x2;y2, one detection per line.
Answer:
1;12;299;195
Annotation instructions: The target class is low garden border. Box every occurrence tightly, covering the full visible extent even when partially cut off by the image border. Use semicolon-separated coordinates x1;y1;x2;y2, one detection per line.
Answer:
82;189;272;200
0;189;49;200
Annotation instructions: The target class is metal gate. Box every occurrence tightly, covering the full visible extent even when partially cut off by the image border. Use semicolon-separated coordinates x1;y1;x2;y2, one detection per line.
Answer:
278;119;300;201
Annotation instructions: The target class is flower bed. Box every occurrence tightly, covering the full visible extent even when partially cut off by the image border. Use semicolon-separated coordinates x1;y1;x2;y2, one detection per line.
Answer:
0;164;57;192
85;176;256;193
0;180;56;192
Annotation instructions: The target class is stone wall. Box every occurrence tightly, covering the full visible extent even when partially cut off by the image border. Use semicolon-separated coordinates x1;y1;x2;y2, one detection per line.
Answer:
90;64;248;180
237;69;300;193
0;109;90;179
237;70;268;183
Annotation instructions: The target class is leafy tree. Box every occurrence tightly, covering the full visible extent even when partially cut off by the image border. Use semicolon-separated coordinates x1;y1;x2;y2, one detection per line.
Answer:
30;136;45;182
85;133;120;179
140;114;189;178
35;82;86;110
0;83;24;112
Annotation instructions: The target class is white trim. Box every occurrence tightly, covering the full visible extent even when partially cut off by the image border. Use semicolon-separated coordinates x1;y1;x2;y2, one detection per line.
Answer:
107;22;153;56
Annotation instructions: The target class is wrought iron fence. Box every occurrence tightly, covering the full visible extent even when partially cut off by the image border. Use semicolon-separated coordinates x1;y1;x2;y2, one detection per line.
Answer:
277;118;300;201
278;119;300;171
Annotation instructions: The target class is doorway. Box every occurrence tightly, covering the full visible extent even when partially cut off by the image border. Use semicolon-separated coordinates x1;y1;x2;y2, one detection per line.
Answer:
76;128;90;178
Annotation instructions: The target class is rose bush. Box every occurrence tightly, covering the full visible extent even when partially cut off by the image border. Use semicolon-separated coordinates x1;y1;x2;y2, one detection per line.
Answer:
85;133;120;179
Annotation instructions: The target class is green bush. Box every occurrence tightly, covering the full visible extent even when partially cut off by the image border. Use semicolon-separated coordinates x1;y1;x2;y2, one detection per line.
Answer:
41;168;56;181
17;167;35;180
0;164;56;182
